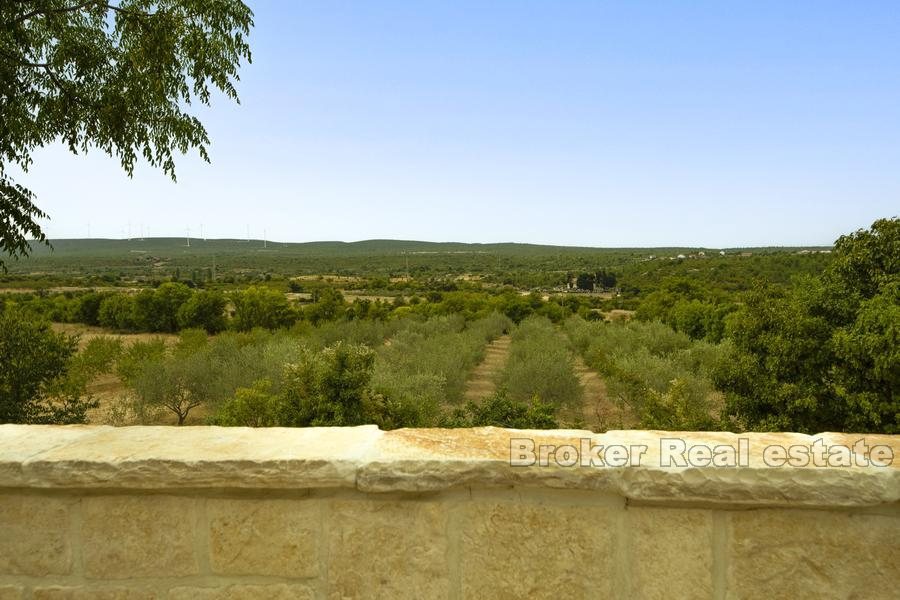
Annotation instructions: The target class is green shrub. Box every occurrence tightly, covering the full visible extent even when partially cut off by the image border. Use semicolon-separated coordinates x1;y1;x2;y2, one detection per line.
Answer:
98;294;137;330
71;337;123;381
215;379;281;427
177;290;227;333
116;339;168;385
0;309;94;424
231;286;298;331
278;342;378;426
129;283;194;332
447;388;558;429
76;292;109;326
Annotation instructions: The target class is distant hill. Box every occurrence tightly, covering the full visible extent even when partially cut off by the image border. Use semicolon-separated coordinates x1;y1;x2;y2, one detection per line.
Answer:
22;237;831;259
5;237;833;282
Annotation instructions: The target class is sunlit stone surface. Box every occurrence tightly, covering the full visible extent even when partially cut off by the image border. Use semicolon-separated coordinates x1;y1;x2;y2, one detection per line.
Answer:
0;425;897;598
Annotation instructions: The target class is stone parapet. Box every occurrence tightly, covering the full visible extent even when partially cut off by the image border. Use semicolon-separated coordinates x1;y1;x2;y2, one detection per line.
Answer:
0;425;897;598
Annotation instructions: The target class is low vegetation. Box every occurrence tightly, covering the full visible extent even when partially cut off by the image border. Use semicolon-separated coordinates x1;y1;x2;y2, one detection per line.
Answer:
565;317;723;430
0;218;896;433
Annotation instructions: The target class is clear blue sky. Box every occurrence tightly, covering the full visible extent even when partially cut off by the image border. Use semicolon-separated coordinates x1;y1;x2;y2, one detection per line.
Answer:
23;1;900;246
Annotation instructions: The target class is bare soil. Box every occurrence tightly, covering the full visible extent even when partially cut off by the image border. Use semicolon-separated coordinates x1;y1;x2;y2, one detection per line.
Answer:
565;356;638;432
50;324;180;424
51;323;178;350
462;335;511;402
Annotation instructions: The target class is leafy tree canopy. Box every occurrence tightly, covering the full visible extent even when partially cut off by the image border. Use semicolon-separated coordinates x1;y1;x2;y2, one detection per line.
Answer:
717;217;899;433
0;0;253;267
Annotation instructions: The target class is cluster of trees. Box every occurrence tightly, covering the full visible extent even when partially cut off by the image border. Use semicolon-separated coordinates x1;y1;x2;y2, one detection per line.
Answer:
96;285;228;333
114;329;318;425
716;218;899;433
5;284;298;334
635;279;736;342
575;270;618;291
215;314;561;430
564;217;899;434
618;252;832;299
0;311;123;424
216;343;383;427
2;283;614;338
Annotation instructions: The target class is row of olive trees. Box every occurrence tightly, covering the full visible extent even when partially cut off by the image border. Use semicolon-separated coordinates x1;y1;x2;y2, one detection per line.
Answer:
114;313;516;428
499;316;583;408
85;314;486;426
114;329;312;425
213;313;571;430
436;315;580;430
368;313;512;427
564;316;724;430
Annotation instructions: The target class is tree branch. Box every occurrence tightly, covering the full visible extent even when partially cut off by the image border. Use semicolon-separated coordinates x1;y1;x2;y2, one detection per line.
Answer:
8;1;153;26
9;1;104;25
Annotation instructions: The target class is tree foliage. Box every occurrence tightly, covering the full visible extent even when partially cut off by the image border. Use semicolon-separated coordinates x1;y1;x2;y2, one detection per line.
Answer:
0;308;96;423
231;286;298;331
447;388;559;429
716;217;899;433
0;0;253;267
500;316;582;408
565;316;724;430
177;289;226;333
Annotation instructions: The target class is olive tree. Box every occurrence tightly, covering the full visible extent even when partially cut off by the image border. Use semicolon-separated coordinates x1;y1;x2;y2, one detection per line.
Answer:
0;1;253;267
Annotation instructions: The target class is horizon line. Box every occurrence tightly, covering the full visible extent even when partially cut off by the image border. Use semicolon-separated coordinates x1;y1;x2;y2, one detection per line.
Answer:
28;237;836;252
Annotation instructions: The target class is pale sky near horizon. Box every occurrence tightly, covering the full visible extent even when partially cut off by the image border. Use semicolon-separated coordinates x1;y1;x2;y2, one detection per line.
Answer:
17;1;900;247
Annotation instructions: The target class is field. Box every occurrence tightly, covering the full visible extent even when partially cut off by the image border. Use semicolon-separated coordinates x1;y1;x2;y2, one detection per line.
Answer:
9;231;890;435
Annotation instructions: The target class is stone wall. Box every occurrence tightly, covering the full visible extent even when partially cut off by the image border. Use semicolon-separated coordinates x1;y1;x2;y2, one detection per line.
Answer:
0;425;897;599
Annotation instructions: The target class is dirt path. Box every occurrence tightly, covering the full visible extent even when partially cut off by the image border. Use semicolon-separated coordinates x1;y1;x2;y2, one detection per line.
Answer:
569;356;637;431
463;335;511;402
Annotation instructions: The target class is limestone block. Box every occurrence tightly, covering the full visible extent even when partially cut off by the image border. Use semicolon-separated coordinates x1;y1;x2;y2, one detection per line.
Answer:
167;585;314;600
33;588;157;600
82;495;198;579
0;494;71;576
2;426;898;509
627;507;713;599
9;425;378;490
326;499;449;599
0;586;23;600
727;509;900;599
459;499;616;599
207;498;320;577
